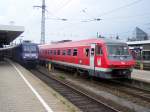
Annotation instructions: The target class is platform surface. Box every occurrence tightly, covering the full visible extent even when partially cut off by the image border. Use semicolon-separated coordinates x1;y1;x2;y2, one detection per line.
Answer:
132;69;150;83
0;60;78;112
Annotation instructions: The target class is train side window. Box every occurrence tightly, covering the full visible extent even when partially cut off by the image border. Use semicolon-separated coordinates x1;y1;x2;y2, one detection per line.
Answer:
57;50;60;55
73;49;77;56
96;46;103;55
85;48;89;57
53;50;56;55
67;49;71;55
51;50;53;55
91;48;94;55
50;50;52;54
62;50;66;55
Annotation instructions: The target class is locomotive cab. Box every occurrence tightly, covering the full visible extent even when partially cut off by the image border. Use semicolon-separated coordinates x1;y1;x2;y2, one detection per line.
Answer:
90;42;135;78
106;43;135;78
22;45;38;60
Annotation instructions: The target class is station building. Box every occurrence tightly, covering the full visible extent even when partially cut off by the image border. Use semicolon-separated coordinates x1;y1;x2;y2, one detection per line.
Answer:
127;40;150;61
127;40;150;70
133;27;149;41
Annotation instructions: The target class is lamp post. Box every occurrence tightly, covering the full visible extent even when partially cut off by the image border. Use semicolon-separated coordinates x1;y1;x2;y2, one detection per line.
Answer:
140;46;143;70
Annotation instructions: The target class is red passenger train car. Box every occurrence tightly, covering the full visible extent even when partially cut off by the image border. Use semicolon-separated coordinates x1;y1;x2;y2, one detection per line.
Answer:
38;38;135;79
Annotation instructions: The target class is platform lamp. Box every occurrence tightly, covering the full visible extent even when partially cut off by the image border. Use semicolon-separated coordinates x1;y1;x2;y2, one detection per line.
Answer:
140;46;143;70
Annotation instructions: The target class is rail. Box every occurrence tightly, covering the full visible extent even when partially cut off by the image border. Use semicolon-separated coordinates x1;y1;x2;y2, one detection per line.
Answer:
30;69;121;112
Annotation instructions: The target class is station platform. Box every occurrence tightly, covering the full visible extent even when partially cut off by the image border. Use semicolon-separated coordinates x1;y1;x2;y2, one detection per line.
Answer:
0;60;79;112
132;69;150;83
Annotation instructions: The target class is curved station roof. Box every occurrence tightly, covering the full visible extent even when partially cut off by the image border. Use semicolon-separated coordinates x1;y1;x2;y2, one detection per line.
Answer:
0;25;24;47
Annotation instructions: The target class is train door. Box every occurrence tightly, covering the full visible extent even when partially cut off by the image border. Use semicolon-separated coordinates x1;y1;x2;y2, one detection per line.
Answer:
90;44;96;71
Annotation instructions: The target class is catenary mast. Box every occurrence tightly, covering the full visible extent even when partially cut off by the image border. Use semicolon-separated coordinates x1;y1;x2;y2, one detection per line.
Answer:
40;0;46;44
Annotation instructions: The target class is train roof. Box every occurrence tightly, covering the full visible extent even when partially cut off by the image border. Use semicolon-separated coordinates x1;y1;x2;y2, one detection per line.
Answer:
0;42;37;51
39;38;126;49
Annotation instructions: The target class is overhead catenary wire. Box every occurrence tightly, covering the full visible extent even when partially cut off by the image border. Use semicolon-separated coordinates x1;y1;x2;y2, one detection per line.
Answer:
41;0;149;41
46;0;72;18
45;0;145;23
103;12;150;21
98;0;144;17
82;0;144;22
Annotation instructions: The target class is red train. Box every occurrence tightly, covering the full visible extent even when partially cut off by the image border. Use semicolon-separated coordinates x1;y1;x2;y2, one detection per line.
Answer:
38;38;135;79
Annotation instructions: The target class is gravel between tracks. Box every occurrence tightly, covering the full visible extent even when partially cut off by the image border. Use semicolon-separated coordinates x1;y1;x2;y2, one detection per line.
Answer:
32;68;120;112
37;66;150;112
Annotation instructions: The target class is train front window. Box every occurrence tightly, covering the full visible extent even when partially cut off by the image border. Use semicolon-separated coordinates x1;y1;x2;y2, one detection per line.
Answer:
23;46;30;53
30;46;37;52
107;44;129;56
23;45;37;53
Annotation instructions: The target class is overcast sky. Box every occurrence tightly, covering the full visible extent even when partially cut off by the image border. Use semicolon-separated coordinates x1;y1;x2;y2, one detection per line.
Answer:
0;0;150;43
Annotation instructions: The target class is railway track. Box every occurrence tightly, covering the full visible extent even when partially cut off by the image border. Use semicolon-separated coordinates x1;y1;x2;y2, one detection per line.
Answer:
50;67;150;104
48;68;150;109
31;69;121;112
87;77;150;104
53;68;150;104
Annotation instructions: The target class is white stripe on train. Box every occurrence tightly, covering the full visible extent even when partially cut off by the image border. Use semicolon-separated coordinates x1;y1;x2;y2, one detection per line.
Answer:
50;60;112;72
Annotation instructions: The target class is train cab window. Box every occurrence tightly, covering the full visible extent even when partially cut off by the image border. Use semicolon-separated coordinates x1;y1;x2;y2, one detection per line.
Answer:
23;46;30;53
30;46;37;53
57;50;60;55
96;46;103;55
91;48;94;56
67;49;71;55
73;49;77;56
85;48;89;57
62;50;66;55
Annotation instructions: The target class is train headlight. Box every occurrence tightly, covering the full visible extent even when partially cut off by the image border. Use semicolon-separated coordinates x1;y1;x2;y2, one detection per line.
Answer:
34;54;38;59
121;62;125;65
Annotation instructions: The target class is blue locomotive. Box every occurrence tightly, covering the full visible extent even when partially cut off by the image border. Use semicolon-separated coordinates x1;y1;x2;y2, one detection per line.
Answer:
6;41;38;67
